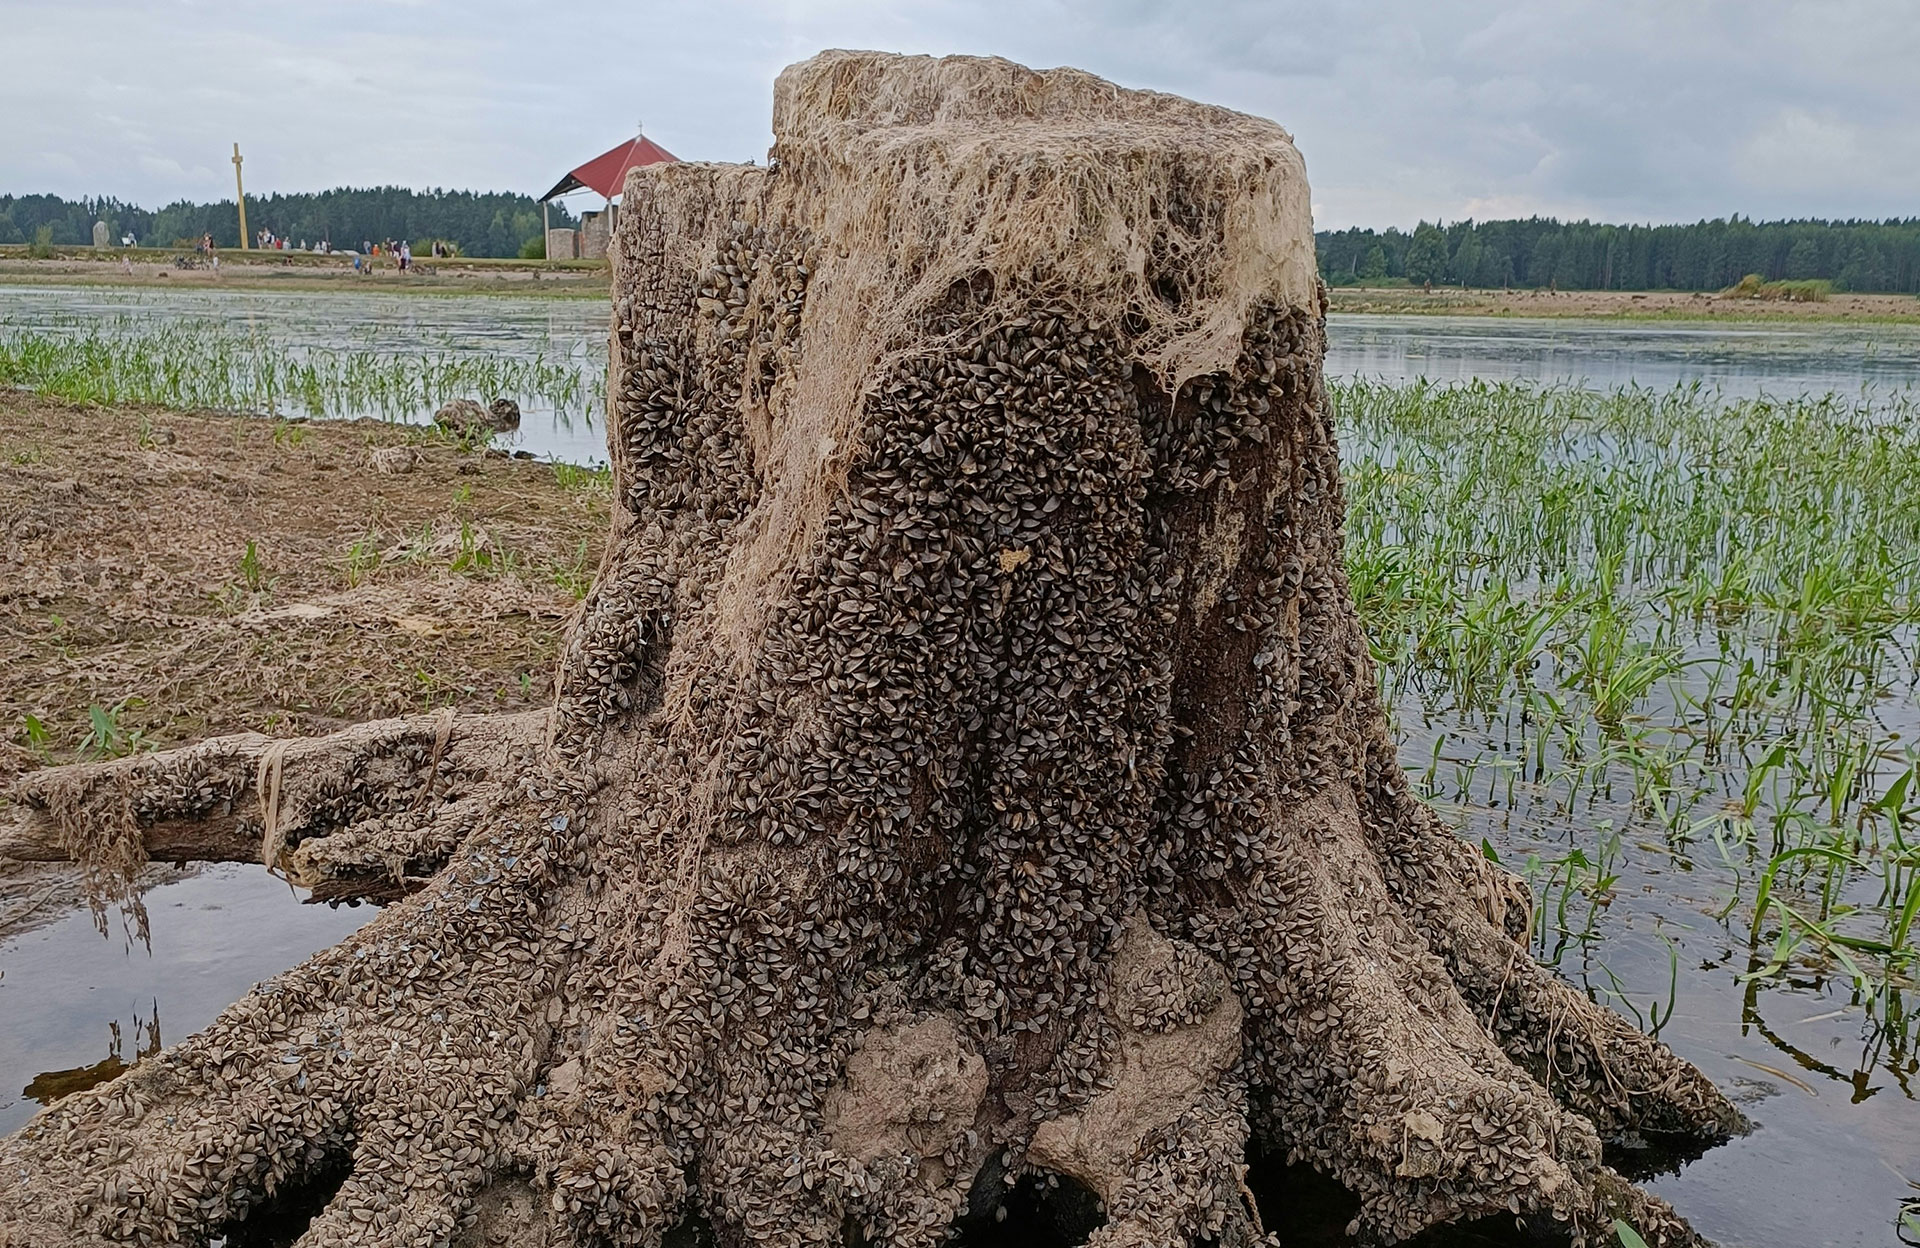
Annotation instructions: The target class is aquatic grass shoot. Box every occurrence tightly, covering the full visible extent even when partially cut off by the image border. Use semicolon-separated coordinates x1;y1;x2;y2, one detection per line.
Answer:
1337;378;1920;1050
0;317;601;432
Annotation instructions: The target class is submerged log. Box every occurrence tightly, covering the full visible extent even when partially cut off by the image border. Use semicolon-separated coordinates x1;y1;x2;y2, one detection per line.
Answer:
0;52;1742;1248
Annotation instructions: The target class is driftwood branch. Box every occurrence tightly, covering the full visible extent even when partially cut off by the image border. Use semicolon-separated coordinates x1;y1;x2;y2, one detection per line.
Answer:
2;710;548;895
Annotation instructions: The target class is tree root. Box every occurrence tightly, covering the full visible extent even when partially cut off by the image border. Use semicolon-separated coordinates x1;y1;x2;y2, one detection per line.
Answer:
0;52;1749;1248
1375;794;1747;1145
2;710;548;919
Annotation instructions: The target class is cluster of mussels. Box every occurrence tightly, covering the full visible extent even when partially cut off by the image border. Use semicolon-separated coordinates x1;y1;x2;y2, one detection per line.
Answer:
533;181;1727;1246
553;197;810;758
0;152;1734;1248
510;151;1364;1241
397;147;1240;1238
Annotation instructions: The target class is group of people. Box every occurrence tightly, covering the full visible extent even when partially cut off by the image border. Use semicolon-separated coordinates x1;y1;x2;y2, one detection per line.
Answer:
179;230;448;274
352;239;414;271
347;239;419;274
253;228;336;253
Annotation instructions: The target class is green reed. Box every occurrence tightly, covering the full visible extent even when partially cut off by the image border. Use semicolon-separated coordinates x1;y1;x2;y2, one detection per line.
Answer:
1338;378;1920;1040
0;319;597;426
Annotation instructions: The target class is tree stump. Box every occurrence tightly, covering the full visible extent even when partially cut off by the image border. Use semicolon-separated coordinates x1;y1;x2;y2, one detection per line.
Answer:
0;52;1742;1248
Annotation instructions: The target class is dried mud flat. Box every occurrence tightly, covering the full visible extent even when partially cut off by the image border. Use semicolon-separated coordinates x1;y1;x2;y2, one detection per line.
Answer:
0;254;610;297
1327;284;1920;321
0;392;605;932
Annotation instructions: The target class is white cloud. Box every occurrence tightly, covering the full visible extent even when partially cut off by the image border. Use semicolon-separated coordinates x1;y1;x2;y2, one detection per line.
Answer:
1737;110;1865;189
2;0;1915;227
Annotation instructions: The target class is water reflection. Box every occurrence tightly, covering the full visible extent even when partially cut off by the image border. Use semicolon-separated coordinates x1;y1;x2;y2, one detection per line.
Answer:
1739;971;1915;1105
23;1002;162;1107
0;865;372;1134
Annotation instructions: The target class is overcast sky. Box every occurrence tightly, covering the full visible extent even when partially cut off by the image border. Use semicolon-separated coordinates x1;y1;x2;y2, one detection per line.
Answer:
5;0;1915;230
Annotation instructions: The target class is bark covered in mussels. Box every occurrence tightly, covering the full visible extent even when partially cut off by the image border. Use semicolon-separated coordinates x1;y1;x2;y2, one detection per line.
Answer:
0;51;1743;1248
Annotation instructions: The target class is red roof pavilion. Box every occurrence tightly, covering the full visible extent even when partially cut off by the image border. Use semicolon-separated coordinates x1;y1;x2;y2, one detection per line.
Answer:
539;134;679;202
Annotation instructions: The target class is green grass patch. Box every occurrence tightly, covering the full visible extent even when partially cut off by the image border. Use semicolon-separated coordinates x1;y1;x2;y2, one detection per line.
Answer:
0;318;599;425
1339;378;1920;1036
1725;273;1833;302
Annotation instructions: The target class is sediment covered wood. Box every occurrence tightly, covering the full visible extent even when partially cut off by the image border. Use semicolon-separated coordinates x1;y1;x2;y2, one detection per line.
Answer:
2;711;548;910
0;52;1741;1248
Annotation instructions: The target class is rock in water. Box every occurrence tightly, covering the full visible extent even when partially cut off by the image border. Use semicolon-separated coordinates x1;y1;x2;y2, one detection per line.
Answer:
0;51;1741;1248
433;397;490;433
434;397;520;437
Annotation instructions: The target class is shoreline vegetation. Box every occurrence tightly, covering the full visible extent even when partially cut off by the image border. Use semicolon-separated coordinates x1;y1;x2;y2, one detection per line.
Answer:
1342;379;1920;1022
0;319;601;426
3;357;1914;1025
0;248;610;297
6;250;1920;320
1326;282;1920;322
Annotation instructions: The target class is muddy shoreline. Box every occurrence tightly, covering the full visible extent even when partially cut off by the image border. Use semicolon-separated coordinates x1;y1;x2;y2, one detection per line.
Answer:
1327;282;1920;322
0;392;606;935
0;251;609;297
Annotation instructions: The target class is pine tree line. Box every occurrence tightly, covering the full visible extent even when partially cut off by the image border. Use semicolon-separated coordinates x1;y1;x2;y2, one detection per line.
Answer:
14;192;1917;291
1317;217;1920;293
0;188;579;258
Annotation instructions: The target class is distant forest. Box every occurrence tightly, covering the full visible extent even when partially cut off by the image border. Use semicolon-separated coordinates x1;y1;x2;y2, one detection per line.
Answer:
1317;217;1920;294
0;188;579;257
9;191;1919;292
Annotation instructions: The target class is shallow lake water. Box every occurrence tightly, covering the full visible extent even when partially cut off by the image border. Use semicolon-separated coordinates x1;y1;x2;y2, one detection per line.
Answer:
1397;711;1920;1248
0;284;611;463
6;285;1920;464
1327;312;1920;400
0;866;373;1135
3;286;1919;1244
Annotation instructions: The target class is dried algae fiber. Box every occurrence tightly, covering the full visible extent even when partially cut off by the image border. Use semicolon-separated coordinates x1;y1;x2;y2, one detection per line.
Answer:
0;50;1744;1248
